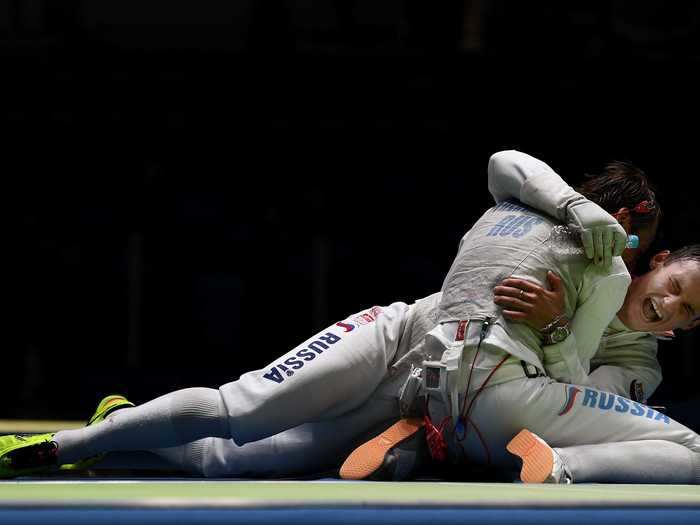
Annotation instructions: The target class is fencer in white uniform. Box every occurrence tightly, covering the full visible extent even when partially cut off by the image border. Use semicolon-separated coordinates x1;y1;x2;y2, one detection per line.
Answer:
49;151;698;483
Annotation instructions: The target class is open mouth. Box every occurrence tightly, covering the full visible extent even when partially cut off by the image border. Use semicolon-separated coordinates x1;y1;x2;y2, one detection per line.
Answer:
643;297;663;323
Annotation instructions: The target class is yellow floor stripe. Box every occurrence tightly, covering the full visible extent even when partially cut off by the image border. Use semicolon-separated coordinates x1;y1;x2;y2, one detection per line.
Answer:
0;420;84;433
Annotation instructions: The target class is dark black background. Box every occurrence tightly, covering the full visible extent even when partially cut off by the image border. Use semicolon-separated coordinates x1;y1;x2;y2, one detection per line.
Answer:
8;1;700;429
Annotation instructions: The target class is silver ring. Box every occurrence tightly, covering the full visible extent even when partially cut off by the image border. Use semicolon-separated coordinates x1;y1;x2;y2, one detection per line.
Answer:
519;289;525;299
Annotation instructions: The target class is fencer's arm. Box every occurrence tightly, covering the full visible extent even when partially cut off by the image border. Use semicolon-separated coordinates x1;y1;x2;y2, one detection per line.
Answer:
587;337;662;403
546;301;662;402
487;150;582;219
543;267;631;386
487;150;627;264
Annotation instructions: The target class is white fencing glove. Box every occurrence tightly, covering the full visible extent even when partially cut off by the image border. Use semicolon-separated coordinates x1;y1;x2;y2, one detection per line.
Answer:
566;199;627;266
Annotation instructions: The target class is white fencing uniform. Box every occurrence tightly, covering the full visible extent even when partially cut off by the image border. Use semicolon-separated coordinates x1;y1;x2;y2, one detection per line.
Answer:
55;293;443;477
423;330;699;471
191;294;441;477
417;153;700;481
485;150;662;402
86;150;692;481
174;193;688;480
161;151;684;480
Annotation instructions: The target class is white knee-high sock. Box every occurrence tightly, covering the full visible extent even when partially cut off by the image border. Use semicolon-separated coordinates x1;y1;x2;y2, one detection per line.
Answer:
149;439;211;477
557;440;700;484
54;387;229;464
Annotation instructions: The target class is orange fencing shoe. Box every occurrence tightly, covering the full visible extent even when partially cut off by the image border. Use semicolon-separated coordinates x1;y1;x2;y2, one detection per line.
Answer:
506;429;571;484
340;418;425;481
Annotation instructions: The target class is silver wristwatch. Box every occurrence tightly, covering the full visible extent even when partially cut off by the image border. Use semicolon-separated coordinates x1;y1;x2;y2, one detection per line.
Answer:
543;322;570;345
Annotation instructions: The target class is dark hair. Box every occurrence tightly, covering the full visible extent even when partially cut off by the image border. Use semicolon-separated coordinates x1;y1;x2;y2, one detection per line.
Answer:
664;245;700;267
576;161;661;234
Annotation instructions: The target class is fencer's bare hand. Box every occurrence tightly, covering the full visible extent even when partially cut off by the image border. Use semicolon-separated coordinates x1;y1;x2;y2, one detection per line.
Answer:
493;271;565;330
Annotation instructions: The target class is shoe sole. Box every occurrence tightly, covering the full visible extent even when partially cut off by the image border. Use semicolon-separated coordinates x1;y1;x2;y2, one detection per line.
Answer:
339;418;424;480
506;429;553;483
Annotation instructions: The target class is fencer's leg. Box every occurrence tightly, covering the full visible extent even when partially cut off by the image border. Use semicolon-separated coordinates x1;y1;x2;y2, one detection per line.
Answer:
80;441;218;475
524;381;700;454
153;370;406;478
126;432;348;478
556;440;700;484
90;450;187;472
55;387;229;464
220;302;409;445
203;408;400;477
143;418;395;479
148;439;212;475
506;431;700;484
54;302;408;465
452;377;700;481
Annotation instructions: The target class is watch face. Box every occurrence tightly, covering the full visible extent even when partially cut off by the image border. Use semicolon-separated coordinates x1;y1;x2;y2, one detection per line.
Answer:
551;326;570;343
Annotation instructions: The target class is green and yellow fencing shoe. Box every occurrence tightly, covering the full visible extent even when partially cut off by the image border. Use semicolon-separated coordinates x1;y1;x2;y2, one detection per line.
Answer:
87;395;135;426
0;433;58;478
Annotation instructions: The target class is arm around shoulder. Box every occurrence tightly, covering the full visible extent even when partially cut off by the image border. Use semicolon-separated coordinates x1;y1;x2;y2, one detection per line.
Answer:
487;150;583;223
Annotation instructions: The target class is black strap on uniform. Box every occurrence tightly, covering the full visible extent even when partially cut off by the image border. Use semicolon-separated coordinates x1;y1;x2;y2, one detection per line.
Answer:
520;360;545;378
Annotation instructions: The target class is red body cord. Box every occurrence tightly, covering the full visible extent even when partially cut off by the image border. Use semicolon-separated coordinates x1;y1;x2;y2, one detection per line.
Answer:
456;353;510;465
423;396;450;462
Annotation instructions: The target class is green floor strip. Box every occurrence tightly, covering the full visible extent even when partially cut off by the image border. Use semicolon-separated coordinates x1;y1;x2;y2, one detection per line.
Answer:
1;481;700;506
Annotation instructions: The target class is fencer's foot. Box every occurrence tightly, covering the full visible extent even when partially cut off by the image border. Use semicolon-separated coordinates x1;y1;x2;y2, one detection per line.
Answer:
60;394;135;472
340;418;425;481
366;426;428;481
87;395;135;426
506;429;571;484
0;433;58;478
